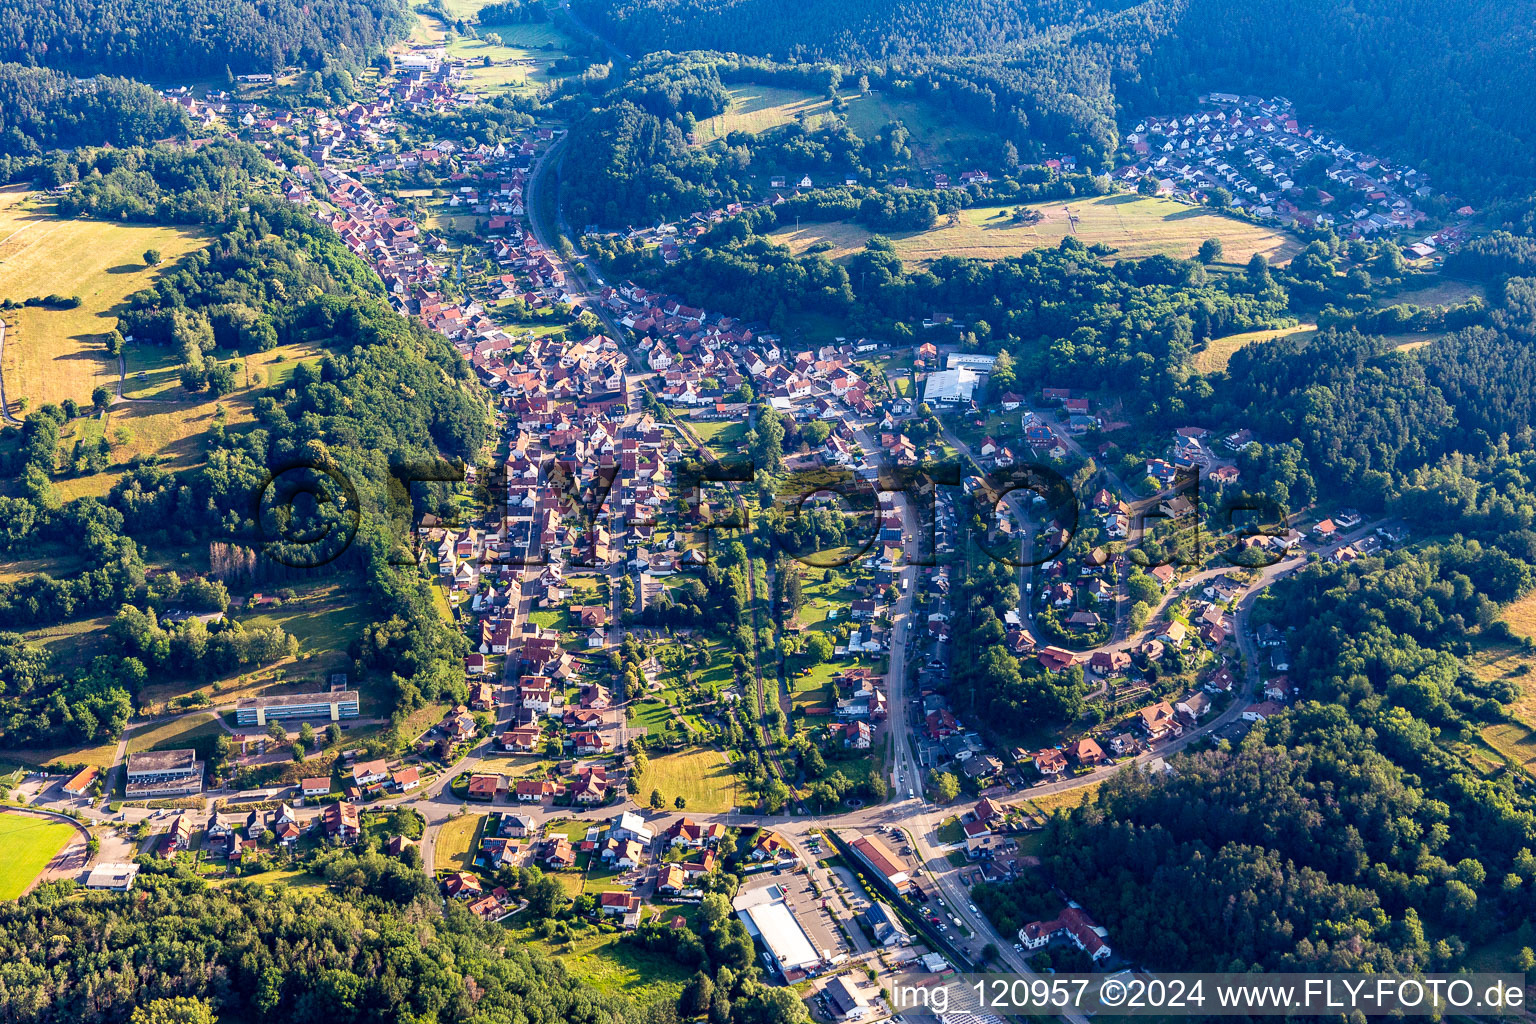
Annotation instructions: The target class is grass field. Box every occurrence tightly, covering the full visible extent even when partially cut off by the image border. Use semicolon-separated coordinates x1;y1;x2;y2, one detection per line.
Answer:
1390;277;1485;308
512;916;693;1002
634;748;738;812
19;614;114;669
1465;595;1536;778
1481;722;1536;776
1192;323;1317;375
136;582;371;711
691;85;995;168
126;713;224;755
46;341;318;501
771;194;1301;269
0;186;206;415
436;812;486;873
1027;779;1105;816
689;418;748;457
446;23;577;94
0;812;76;899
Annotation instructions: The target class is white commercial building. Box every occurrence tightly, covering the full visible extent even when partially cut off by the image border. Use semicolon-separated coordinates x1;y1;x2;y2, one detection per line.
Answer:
734;883;823;979
922;368;981;404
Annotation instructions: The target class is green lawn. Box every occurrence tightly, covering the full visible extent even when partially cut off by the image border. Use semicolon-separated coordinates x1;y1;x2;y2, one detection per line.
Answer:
528;609;566;632
0;813;76;899
436;813;487;873
689;419;747;457
630;699;675;737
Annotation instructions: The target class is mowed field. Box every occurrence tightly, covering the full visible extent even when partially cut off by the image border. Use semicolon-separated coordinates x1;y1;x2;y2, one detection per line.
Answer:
436;812;486;873
1473;592;1536;775
447;23;578;94
634;748;738;812
0;186;206;413
1193;323;1317;374
770;194;1301;268
0;812;77;899
692;84;996;167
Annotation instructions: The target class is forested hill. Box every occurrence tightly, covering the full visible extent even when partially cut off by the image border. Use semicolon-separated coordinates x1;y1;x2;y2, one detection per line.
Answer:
569;0;1536;200
0;867;640;1024
568;0;1153;61
0;0;413;78
0;63;188;159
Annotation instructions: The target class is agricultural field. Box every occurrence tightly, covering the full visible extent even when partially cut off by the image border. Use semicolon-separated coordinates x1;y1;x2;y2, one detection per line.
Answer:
0;187;206;414
1192;322;1317;375
691;85;997;168
770;194;1301;268
0;813;77;899
633;747;738;812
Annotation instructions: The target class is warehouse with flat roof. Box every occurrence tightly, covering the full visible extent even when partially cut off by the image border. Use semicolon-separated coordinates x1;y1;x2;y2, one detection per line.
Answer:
733;884;823;981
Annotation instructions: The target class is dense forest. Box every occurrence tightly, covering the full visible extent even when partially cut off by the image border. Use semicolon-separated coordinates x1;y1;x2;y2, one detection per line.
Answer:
0;63;187;161
0;869;639;1023
569;0;1149;62
0;0;412;78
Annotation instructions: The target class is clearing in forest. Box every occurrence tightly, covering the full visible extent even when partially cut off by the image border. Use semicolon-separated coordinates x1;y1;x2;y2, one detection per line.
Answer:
0;186;205;414
771;194;1302;269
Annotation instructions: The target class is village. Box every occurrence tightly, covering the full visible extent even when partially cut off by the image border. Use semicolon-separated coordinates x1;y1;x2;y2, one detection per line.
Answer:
0;18;1430;1022
1115;93;1473;254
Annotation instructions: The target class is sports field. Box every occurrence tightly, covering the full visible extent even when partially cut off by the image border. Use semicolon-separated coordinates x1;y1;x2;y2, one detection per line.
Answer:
633;747;738;812
771;194;1301;268
0;812;77;899
0;186;205;414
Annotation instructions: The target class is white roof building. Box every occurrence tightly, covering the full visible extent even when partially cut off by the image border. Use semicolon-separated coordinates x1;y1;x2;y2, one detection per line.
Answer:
734;883;823;978
922;368;980;404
